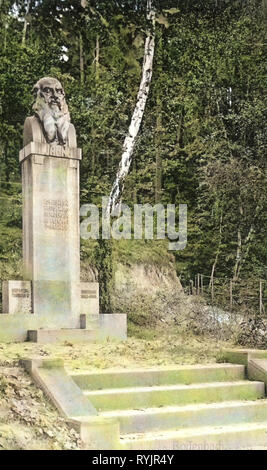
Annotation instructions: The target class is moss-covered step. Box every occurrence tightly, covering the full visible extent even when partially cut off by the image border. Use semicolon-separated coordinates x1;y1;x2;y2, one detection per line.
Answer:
20;357;120;449
100;399;267;434
248;358;267;385
221;348;267;366
120;422;267;450
70;364;245;390
20;357;97;418
21;358;267;450
83;381;264;411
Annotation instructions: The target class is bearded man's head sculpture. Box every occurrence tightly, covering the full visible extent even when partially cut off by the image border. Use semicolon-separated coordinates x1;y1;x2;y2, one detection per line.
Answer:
32;77;70;145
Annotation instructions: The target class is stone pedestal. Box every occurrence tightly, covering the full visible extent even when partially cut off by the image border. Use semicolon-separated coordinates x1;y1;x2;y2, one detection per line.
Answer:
0;141;127;342
20;142;82;327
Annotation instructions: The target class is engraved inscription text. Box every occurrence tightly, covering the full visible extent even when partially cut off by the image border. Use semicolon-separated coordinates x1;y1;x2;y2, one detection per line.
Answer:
43;199;69;231
81;289;97;299
12;288;30;298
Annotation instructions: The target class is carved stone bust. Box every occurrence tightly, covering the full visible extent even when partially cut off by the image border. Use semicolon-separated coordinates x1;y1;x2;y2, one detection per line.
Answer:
23;77;77;148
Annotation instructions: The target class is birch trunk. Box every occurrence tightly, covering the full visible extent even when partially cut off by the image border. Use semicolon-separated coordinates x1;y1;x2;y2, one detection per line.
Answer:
106;0;155;214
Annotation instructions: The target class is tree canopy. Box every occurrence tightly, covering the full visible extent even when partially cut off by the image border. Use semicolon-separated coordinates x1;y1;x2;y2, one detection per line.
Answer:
0;0;266;288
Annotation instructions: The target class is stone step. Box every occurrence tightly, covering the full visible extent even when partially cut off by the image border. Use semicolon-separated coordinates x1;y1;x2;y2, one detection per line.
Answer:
71;364;245;390
101;399;267;434
120;421;267;450
21;359;97;418
83;380;265;411
243;446;267;450
28;328;97;344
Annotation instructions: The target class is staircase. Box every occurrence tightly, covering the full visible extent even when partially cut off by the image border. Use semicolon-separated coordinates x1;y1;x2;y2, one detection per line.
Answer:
70;364;267;450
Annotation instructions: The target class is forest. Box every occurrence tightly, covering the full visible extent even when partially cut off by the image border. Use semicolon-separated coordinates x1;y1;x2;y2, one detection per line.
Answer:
0;0;266;312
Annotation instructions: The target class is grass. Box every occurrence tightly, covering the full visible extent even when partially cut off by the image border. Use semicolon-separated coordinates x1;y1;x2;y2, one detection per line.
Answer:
112;239;174;267
80;238;174;271
0;326;233;371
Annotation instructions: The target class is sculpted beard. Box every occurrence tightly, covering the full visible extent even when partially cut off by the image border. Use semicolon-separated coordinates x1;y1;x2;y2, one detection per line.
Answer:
38;103;70;145
33;92;70;145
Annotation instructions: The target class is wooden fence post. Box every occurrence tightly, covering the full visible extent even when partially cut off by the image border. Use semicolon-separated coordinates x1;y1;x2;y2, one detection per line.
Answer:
201;274;204;295
190;280;194;295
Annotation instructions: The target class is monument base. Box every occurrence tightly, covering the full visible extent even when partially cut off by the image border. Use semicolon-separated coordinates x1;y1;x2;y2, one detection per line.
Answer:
0;313;127;343
81;313;127;341
2;280;99;317
28;328;97;344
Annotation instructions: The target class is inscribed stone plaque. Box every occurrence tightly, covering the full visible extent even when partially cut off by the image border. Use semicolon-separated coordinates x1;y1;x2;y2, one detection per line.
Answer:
43;199;69;231
2;281;32;314
80;282;99;315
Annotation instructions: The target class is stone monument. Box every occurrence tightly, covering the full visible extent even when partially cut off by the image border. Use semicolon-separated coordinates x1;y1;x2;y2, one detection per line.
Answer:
0;77;126;343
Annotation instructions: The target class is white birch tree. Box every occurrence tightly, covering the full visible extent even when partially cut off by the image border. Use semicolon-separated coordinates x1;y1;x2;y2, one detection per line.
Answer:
106;0;155;215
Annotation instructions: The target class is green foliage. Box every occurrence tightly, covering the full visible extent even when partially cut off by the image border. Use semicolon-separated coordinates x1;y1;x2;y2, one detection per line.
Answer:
95;239;113;312
113;239;173;266
0;0;266;303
